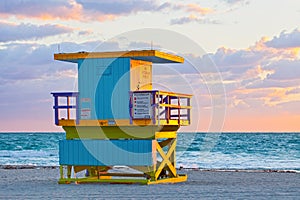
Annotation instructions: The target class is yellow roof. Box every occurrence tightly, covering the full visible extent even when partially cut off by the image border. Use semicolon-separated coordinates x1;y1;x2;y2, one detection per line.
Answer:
54;50;184;63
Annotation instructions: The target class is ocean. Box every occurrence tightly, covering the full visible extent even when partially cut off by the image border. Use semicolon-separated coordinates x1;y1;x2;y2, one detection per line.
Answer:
0;132;299;172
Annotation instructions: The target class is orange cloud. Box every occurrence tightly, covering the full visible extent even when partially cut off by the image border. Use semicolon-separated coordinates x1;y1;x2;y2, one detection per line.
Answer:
0;0;164;22
169;2;216;25
0;1;217;25
232;86;300;109
290;47;300;58
248;31;300;61
186;3;214;15
0;0;83;21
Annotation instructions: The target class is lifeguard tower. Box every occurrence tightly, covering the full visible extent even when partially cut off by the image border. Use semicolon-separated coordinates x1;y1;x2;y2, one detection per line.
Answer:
51;50;192;184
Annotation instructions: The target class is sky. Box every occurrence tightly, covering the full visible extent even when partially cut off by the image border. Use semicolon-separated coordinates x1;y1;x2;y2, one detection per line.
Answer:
0;0;300;132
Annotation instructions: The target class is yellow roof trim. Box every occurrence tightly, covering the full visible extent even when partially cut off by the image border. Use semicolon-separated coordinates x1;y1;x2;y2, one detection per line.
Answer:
54;50;184;63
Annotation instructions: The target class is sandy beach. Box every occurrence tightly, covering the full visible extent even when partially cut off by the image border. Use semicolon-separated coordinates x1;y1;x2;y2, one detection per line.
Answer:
0;167;299;199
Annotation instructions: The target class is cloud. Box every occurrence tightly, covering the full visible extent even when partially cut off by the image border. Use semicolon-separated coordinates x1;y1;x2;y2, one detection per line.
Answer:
286;88;300;95
0;39;130;86
78;30;93;36
0;41;89;131
0;0;222;27
1;1;218;25
1;28;300;131
222;0;249;5
170;2;214;15
178;28;300;113
265;29;300;48
171;15;220;25
0;21;73;42
197;29;300;77
0;0;170;21
245;79;300;90
0;0;82;20
276;101;300;115
152;28;300;108
169;2;218;25
185;3;214;15
77;0;161;15
0;41;112;131
0;42;97;85
212;47;265;68
267;60;300;80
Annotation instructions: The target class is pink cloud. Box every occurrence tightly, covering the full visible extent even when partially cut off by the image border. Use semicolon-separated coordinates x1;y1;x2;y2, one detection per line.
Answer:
181;28;300;128
0;0;169;21
170;3;218;25
0;0;82;20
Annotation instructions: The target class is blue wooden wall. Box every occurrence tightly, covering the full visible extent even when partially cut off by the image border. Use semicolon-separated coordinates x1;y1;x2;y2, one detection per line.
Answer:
59;139;153;166
78;58;130;120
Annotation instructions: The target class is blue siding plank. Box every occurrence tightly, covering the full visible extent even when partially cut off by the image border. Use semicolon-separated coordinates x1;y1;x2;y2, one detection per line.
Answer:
59;140;153;166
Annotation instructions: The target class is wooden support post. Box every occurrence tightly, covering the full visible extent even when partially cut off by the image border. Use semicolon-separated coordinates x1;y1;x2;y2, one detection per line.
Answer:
67;166;72;178
67;96;70;120
60;165;64;179
97;166;100;180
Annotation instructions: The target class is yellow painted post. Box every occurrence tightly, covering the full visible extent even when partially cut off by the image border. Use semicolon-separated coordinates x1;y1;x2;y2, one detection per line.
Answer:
67;166;72;178
170;139;176;177
60;165;64;179
67;96;70;120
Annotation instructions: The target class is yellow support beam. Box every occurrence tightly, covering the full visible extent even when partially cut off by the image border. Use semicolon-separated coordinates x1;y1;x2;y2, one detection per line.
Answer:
157;90;193;98
58;175;187;185
159;103;192;109
147;174;187;185
155;131;176;139
58;119;190;127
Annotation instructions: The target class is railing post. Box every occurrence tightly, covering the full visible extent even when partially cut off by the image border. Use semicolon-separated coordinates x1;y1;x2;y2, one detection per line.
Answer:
151;91;156;125
157;93;160;125
75;93;80;125
187;98;191;124
54;95;59;125
67;96;70;120
178;96;180;125
129;91;133;125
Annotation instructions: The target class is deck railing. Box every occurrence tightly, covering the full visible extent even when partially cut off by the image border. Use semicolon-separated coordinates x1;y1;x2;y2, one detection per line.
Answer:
157;91;191;125
129;90;192;126
52;90;191;126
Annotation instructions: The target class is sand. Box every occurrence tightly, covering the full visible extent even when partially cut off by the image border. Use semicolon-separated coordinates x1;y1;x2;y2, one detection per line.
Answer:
0;167;299;199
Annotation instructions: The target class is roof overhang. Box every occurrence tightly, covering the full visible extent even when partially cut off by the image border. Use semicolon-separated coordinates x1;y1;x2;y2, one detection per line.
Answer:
54;50;184;64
